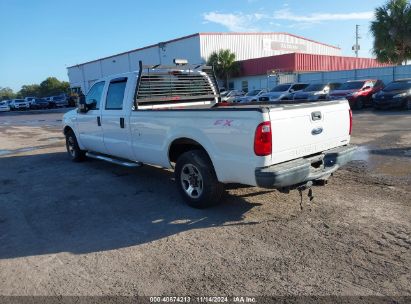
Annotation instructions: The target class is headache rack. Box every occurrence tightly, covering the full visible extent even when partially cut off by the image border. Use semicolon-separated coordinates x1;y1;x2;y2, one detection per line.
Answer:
134;61;220;110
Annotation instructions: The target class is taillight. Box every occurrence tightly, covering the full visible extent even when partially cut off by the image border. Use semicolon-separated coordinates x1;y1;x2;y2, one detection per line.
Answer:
349;109;353;135
254;121;272;156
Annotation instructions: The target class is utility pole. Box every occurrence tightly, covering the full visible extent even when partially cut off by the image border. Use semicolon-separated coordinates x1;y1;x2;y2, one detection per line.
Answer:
352;24;361;57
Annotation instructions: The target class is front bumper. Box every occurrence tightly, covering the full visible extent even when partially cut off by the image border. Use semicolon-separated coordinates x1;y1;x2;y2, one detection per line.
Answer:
255;145;357;189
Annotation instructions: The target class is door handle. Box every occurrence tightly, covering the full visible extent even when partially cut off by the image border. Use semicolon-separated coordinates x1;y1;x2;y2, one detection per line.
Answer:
311;111;322;121
120;117;125;128
97;116;101;126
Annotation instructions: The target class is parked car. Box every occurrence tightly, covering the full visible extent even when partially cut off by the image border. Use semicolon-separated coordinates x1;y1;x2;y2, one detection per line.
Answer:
221;90;244;102
63;63;355;208
233;89;268;103
44;96;53;106
293;83;341;101
259;83;309;102
31;98;49;109
0;101;11;112
45;95;69;108
328;79;384;110
24;97;36;107
9;99;30;110
372;79;411;110
54;95;69;107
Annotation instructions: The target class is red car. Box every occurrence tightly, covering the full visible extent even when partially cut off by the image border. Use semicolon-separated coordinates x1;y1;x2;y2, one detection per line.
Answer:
328;79;384;110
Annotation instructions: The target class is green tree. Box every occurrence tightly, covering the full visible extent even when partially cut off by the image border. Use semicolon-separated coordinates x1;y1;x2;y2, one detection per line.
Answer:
0;87;16;100
18;84;41;98
39;77;70;97
207;49;240;89
370;0;411;65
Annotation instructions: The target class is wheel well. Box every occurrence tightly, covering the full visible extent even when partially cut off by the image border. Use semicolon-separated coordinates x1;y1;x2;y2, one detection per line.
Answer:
63;126;73;135
168;138;209;164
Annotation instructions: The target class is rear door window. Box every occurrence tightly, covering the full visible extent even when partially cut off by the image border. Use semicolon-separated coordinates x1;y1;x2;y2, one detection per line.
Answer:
105;78;127;110
292;84;308;91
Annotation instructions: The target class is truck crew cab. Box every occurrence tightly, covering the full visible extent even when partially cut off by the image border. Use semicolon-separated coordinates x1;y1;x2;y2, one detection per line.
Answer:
63;61;356;208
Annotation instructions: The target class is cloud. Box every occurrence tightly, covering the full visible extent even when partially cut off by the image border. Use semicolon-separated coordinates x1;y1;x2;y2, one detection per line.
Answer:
203;12;264;32
203;9;374;31
273;9;374;23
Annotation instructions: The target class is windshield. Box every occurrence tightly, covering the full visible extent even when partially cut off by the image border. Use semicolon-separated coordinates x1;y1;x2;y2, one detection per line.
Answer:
303;84;325;92
337;81;365;90
245;89;261;96
383;81;411;92
15;99;25;103
270;84;290;92
0;101;6;105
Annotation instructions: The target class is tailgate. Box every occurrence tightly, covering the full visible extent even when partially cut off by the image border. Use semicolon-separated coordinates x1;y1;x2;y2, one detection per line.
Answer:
268;100;351;165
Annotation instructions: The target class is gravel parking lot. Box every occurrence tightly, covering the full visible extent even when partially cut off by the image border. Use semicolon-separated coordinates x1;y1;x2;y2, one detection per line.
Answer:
0;109;410;298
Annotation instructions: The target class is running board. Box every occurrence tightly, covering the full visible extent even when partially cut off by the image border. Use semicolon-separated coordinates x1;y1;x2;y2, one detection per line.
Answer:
86;152;142;168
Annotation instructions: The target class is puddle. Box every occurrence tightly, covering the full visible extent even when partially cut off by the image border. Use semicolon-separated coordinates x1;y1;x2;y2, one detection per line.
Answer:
0;150;12;156
0;144;61;157
38;137;64;143
352;146;411;177
352;146;370;162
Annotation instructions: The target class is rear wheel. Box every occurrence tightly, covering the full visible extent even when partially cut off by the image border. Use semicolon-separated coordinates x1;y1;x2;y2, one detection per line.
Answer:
65;130;86;162
354;97;364;110
175;150;224;208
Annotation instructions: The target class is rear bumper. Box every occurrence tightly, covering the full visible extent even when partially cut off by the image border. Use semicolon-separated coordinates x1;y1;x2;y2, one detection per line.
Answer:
255;145;357;189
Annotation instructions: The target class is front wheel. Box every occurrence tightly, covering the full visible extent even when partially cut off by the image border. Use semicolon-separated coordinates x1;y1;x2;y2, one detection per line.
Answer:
65;130;86;162
175;150;224;208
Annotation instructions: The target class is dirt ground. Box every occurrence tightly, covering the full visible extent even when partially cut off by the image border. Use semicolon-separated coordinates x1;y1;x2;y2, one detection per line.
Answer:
0;109;410;298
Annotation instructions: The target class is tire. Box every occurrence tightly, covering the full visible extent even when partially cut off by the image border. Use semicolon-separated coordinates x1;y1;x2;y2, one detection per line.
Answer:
65;130;86;162
354;97;364;110
175;150;224;208
403;98;411;111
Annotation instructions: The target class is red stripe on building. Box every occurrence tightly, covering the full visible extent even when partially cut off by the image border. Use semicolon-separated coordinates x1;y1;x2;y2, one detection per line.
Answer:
238;53;392;77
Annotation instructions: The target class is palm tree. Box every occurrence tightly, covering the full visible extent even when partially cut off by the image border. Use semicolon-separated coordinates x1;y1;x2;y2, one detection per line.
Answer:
370;0;411;65
207;49;240;89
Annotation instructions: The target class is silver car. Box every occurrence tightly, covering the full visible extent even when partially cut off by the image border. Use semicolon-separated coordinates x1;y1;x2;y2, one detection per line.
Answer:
221;90;244;102
233;89;268;103
0;100;10;112
293;83;341;101
259;83;309;102
10;99;30;110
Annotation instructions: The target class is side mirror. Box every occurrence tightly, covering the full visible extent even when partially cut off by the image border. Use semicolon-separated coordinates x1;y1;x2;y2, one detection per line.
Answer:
289;89;295;93
78;95;88;113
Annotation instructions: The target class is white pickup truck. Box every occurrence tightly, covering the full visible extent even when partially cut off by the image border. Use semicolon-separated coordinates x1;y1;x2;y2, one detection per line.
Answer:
63;62;356;208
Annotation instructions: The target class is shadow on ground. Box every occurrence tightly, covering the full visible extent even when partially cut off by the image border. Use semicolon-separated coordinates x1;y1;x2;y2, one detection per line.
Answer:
0;152;260;259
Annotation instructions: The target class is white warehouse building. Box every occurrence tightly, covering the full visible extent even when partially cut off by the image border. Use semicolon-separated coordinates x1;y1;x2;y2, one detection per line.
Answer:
67;32;341;93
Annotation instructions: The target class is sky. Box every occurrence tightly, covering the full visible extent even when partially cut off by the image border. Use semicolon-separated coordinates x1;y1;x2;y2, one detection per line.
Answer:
0;0;386;91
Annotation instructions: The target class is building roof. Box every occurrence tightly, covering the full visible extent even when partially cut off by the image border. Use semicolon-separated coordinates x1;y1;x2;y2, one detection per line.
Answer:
68;32;340;68
238;53;392;77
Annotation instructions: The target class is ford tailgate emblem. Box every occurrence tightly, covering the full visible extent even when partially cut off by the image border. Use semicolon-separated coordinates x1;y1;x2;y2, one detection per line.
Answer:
311;127;323;135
